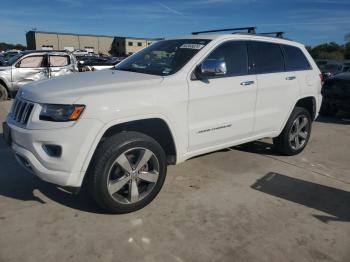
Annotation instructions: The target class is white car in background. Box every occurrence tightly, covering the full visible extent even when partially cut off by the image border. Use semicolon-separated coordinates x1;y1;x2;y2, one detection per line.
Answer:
3;27;322;213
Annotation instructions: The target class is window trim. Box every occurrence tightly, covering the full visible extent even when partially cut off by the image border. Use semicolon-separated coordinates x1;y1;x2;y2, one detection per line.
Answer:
248;40;286;75
191;40;250;81
16;55;46;69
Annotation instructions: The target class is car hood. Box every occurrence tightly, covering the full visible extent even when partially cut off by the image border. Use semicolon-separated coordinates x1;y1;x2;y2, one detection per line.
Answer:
0;66;11;71
19;69;164;104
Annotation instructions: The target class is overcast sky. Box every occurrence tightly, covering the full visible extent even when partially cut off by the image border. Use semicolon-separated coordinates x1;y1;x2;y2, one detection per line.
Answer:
1;0;350;46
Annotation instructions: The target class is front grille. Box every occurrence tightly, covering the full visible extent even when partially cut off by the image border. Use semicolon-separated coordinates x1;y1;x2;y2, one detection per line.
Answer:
10;98;34;125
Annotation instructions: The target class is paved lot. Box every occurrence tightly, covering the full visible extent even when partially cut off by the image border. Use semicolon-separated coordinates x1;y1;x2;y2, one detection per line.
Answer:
0;100;349;262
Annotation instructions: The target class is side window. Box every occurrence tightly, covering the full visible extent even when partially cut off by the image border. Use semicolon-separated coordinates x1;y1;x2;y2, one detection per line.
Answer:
205;41;248;77
49;55;70;67
250;41;284;74
283;45;311;71
18;56;44;68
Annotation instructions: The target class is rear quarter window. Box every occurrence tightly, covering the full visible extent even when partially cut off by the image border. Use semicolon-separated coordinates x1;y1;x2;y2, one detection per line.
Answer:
283;45;311;71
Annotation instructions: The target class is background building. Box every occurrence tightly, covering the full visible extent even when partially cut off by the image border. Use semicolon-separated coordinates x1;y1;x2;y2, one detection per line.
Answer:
26;31;162;56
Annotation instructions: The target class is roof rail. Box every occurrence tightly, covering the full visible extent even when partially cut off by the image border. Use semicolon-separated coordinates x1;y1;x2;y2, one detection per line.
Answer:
259;32;285;38
192;27;256;35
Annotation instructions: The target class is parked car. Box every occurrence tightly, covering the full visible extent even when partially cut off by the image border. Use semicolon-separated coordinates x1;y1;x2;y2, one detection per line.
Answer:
3;28;322;213
321;62;346;79
77;56;123;72
320;72;350;116
0;50;77;100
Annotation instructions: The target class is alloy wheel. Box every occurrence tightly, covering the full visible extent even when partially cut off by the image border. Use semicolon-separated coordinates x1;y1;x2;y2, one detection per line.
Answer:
106;147;160;204
289;115;310;150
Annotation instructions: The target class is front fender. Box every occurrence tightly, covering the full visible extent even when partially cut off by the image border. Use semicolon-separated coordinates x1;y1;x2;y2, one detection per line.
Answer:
77;113;179;186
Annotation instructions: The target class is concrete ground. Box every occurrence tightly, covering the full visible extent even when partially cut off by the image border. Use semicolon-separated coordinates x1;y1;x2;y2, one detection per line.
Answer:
0;100;349;262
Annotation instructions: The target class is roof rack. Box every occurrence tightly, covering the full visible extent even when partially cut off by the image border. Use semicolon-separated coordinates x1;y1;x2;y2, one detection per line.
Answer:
192;27;256;35
259;32;285;38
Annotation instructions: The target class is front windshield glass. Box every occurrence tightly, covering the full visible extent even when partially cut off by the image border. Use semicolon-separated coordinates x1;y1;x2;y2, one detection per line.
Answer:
7;53;25;66
115;39;211;76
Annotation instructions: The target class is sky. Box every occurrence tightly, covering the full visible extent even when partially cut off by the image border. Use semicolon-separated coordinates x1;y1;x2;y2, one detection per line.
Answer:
1;0;350;47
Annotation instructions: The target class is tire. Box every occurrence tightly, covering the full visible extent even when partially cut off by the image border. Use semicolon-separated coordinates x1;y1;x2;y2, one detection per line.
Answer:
273;107;312;156
87;131;167;214
319;100;337;116
0;84;8;101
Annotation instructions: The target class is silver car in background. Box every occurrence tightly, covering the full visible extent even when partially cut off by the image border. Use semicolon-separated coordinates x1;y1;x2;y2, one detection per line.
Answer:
0;50;77;101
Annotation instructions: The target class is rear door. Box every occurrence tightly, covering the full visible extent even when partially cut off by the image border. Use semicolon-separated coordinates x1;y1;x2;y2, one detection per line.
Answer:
282;44;317;102
11;54;48;89
188;40;257;151
48;54;74;78
249;41;299;134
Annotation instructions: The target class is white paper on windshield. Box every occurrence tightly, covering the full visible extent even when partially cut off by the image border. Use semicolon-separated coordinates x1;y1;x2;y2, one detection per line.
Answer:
180;44;205;50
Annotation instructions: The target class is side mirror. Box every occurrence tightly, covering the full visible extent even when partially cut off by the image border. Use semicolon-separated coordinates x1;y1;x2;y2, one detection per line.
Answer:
198;59;227;78
15;62;20;68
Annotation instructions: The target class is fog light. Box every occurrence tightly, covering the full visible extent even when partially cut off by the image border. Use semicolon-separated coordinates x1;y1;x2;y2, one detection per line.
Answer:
43;144;62;157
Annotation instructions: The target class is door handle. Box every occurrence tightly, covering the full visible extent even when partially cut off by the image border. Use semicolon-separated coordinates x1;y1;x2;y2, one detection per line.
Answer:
240;80;255;86
286;76;296;80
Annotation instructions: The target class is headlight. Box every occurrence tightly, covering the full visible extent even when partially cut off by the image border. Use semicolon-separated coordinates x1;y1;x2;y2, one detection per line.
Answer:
40;104;85;122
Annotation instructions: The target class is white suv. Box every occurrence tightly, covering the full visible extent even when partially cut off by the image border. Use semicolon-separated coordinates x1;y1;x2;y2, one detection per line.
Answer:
3;30;323;213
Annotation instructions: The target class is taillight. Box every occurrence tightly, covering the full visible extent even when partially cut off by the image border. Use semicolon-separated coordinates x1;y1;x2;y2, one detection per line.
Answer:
319;73;324;86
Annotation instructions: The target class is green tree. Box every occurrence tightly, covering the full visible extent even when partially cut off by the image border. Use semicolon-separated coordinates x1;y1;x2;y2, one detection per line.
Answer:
0;42;26;52
309;42;345;60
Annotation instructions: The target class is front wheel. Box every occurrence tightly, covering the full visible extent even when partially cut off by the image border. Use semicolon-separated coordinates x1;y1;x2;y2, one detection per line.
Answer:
273;107;312;156
87;132;167;214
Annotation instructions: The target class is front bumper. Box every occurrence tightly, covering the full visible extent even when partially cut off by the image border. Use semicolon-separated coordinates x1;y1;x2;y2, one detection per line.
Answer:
7;118;104;187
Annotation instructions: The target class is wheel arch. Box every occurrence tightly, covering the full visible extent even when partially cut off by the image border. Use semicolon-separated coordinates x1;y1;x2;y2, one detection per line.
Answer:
295;96;316;120
81;116;178;176
276;96;317;138
0;78;10;98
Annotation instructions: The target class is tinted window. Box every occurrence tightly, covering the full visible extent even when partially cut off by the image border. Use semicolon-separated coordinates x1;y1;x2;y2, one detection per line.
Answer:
250;41;284;74
205;41;248;77
283;45;311;71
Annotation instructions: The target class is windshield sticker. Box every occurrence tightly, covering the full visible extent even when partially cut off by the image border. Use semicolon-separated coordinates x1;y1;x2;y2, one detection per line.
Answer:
180;44;205;50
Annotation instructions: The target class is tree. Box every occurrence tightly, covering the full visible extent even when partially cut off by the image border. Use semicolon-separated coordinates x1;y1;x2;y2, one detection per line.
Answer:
309;42;345;60
344;34;350;59
0;42;26;52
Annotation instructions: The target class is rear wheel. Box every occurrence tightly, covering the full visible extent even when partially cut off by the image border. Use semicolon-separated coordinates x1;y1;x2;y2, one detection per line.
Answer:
87;131;167;214
273;107;312;155
0;84;8;101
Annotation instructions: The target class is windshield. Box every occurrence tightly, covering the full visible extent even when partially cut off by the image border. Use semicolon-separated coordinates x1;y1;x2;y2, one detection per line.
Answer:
6;53;25;66
115;39;211;76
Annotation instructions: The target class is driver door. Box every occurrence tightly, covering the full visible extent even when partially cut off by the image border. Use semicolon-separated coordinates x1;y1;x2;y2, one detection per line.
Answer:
11;54;48;89
188;41;257;151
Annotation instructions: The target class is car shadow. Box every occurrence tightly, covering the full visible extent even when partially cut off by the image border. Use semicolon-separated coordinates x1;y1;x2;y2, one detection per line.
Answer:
0;134;104;214
233;140;280;156
316;113;350;125
251;172;350;223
